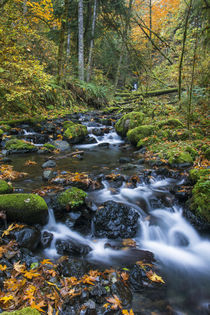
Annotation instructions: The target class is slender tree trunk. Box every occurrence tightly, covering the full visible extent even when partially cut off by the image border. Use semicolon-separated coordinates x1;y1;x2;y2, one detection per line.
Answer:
86;0;97;82
187;27;198;130
114;0;134;91
78;0;84;81
57;0;69;84
178;0;193;103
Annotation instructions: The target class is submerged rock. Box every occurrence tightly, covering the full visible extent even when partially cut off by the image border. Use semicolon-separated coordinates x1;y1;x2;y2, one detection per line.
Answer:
52;140;70;151
94;201;139;239
0;194;48;224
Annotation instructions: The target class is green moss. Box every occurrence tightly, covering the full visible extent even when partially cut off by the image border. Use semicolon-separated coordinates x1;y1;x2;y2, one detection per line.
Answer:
158;119;183;128
57;187;87;211
115;111;144;136
1;307;40;315
185;146;198;159
5;138;36;151
43;143;56;151
168;151;193;165
63;122;88;144
190;179;210;222
127;125;155;145
0;194;48;224
0;180;13;194
63;120;75;129
189;168;210;183
137;135;159;148
0;118;44;127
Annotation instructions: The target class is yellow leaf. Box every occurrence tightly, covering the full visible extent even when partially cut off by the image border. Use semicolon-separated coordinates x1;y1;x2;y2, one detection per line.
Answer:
41;259;54;265
146;270;165;284
0;264;7;271
0;295;14;304
14;261;26;273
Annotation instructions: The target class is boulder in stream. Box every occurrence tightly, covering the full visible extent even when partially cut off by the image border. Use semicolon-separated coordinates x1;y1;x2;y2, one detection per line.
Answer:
63;121;88;144
0;194;48;224
5;138;37;154
56;187;87;212
94;201;139;239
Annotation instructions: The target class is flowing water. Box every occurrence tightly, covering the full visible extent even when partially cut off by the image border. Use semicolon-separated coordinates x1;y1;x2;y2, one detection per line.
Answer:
10;115;210;314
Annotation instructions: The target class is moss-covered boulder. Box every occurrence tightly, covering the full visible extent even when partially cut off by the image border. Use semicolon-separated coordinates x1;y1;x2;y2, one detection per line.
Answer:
63;121;88;144
168;150;193;166
158;118;184;129
189;168;210;222
5;139;37;154
189;168;210;183
0;180;13;194
127;125;155;145
115;111;144;137
190;178;210;222
57;187;87;211
0;194;48;224
1;307;40;315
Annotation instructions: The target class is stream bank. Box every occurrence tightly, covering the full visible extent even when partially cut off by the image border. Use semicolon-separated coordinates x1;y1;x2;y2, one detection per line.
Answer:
0;110;209;315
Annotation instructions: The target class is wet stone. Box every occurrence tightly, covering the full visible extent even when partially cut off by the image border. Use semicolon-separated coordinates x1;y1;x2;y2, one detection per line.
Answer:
42;160;56;168
55;239;92;256
43;170;55;181
111;281;132;306
94;201;139;239
41;231;53;248
14;227;41;251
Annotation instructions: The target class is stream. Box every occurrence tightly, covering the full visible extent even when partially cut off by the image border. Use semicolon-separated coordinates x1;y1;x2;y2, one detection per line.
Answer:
3;112;210;314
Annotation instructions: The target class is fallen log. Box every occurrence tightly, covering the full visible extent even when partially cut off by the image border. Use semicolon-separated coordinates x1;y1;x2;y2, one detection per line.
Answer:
115;87;179;98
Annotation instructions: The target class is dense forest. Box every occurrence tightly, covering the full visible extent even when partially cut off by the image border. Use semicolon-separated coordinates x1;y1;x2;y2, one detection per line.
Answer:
0;0;209;314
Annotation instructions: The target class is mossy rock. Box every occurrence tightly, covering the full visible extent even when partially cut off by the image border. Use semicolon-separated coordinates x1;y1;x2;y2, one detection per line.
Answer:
43;143;56;152
158;119;184;128
5;138;37;153
115;111;144;137
57;187;87;211
0;194;48;224
63;120;75;129
189;168;210;183
127;125;155;145
63;121;88;144
168;150;193;166
190;178;210;222
1;307;40;315
137;135;159;148
0;180;13;194
157;129;191;141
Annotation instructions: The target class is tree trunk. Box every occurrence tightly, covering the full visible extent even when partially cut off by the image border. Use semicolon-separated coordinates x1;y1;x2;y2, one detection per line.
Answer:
86;0;97;82
114;0;134;90
57;0;69;84
178;0;193;102
78;0;84;81
187;26;198;130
